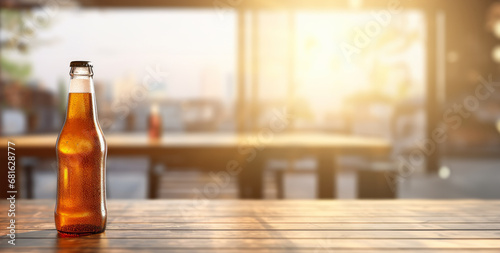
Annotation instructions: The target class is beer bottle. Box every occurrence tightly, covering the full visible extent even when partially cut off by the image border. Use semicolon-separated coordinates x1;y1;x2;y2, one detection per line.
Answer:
55;61;107;235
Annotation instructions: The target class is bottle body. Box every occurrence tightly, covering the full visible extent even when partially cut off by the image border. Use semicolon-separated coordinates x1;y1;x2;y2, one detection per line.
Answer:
55;62;107;234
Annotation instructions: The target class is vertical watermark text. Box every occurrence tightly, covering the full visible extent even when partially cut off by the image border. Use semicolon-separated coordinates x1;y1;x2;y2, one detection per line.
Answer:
6;141;17;245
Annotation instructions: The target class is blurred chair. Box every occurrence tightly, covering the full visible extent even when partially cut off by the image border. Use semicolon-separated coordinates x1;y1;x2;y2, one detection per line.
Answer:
268;97;425;199
254;100;320;199
355;98;426;199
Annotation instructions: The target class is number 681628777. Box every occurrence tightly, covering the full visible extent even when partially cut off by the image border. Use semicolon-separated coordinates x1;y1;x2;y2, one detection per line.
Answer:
7;141;16;189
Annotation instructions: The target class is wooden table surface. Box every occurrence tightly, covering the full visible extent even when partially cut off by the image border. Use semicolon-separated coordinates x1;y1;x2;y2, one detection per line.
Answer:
1;133;390;155
1;199;500;252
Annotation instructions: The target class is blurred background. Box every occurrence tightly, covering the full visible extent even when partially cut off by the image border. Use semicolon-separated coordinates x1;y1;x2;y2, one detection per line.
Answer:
1;0;500;200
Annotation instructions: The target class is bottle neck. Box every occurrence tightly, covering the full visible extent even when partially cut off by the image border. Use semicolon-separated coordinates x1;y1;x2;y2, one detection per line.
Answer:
69;66;95;93
66;67;97;121
69;76;95;93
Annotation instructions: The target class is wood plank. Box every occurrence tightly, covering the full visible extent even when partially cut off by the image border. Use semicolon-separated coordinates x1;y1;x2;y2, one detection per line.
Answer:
5;200;500;219
9;211;500;218
2;238;500;249
2;250;500;253
4;222;500;230
9;207;500;213
3;229;500;239
5;199;500;205
8;201;500;210
3;216;500;223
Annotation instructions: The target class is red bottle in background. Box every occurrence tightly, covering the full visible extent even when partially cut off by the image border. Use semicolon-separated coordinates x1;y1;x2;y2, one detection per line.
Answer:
148;103;162;140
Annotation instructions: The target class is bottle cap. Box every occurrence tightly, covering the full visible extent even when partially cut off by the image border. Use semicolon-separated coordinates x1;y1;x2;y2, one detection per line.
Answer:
70;61;93;67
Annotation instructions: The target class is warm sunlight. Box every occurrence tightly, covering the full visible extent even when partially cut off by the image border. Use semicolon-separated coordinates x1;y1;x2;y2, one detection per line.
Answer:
2;0;500;251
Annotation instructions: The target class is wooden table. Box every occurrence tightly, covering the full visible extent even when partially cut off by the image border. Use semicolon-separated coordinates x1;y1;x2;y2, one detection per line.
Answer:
1;199;500;252
1;133;390;199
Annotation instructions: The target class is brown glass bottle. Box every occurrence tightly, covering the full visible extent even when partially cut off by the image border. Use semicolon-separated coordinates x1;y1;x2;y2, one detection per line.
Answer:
55;61;107;235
